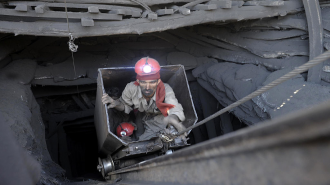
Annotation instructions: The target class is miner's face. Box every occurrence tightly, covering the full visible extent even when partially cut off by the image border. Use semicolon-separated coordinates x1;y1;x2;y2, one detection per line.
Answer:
137;79;160;98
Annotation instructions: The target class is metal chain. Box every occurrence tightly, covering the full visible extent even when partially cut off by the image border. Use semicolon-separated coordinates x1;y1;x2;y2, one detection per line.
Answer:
176;50;330;136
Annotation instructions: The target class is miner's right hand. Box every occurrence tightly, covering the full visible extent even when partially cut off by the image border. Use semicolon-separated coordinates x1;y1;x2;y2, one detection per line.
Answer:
102;93;116;108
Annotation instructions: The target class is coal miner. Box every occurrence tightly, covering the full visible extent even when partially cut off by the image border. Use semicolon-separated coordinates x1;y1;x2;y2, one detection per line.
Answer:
102;57;186;141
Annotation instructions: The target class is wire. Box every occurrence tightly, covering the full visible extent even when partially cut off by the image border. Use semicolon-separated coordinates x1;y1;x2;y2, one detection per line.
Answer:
64;0;79;94
176;50;330;136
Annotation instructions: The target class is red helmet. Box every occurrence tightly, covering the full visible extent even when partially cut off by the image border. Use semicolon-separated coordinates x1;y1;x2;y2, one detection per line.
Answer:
135;57;160;76
116;122;135;137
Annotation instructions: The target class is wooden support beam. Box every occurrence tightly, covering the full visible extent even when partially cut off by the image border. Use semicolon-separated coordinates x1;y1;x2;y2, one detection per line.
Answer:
8;1;142;13
170;5;190;15
81;93;94;109
88;6;100;14
260;1;284;7
191;4;217;11
206;0;231;9
304;0;324;83
81;17;95;27
34;0;192;6
244;1;284;7
35;5;49;14
156;9;174;16
232;1;244;7
72;95;89;110
0;7;123;20
0;1;303;37
15;4;31;12
109;9;126;15
147;12;157;20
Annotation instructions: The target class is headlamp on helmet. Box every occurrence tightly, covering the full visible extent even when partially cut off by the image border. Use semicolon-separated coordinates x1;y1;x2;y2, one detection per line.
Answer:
135;57;160;76
142;61;152;73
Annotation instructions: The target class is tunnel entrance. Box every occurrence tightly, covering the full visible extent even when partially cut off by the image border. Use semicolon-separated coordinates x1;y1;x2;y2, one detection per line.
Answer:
32;85;103;181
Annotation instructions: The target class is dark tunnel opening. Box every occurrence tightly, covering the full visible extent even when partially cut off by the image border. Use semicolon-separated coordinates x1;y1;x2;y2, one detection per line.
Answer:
33;85;103;181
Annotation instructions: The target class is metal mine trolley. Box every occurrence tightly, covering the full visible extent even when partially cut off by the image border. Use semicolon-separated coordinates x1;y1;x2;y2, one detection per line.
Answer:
94;65;197;179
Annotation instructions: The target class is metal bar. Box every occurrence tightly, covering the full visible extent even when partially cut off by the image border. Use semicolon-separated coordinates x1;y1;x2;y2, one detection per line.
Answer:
109;100;330;185
111;100;330;174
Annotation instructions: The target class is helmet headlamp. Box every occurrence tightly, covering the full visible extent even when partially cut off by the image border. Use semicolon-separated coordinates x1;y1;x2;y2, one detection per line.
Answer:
142;64;152;73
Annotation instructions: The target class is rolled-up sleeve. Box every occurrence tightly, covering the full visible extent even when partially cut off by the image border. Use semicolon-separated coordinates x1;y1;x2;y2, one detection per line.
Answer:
120;83;134;114
164;84;185;121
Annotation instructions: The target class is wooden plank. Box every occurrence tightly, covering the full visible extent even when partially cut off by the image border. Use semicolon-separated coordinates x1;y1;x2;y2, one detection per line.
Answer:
37;0;192;6
72;95;89;110
191;4;217;11
15;4;31;12
109;9;126;15
156;9;174;16
206;0;231;9
88;6;100;14
0;1;304;37
81;17;94;27
260;1;284;7
304;0;324;83
8;1;142;12
35;5;49;14
81;93;94;109
243;1;284;7
0;7;123;20
169;5;190;15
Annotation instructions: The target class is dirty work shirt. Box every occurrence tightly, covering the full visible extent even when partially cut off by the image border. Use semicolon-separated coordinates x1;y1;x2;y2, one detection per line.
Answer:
120;82;185;140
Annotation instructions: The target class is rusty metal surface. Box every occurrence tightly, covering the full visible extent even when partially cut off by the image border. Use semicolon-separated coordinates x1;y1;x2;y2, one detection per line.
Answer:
94;75;127;156
94;65;197;156
107;101;330;185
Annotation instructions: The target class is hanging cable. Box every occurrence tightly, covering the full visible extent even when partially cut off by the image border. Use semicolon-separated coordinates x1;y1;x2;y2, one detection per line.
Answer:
176;50;330;136
64;0;79;93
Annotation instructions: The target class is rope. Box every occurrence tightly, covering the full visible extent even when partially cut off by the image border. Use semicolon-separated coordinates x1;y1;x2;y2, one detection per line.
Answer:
176;50;330;136
64;0;79;93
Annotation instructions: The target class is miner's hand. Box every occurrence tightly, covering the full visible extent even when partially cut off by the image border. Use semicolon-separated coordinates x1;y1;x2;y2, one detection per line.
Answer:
164;115;188;137
102;93;116;108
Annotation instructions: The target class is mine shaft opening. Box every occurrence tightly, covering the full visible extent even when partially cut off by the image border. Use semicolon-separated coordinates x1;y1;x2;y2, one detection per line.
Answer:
21;32;248;181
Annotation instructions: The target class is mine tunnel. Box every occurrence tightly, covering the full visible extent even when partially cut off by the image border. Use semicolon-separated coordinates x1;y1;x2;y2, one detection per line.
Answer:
1;0;330;184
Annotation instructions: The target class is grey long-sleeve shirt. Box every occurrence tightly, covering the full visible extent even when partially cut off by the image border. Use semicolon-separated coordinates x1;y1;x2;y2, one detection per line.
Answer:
119;82;185;121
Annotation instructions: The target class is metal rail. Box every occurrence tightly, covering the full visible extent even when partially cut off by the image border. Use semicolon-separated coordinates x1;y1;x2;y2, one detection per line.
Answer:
108;100;330;185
